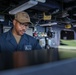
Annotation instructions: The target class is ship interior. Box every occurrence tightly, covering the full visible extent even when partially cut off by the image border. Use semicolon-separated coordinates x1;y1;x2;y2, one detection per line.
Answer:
0;0;76;75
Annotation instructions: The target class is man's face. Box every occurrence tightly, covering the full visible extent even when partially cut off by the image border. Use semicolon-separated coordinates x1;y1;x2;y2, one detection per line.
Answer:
13;20;29;36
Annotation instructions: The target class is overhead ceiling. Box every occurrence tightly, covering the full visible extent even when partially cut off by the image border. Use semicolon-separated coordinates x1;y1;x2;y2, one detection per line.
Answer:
0;0;75;12
0;0;76;25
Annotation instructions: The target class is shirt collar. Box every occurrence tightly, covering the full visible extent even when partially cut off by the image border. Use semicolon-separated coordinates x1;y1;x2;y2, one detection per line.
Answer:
6;29;29;42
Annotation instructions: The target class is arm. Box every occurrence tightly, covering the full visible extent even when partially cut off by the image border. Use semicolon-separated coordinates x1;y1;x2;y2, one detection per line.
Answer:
33;40;42;50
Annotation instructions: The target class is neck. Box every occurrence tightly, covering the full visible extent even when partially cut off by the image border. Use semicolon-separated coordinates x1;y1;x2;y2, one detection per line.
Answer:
12;28;20;37
12;28;21;44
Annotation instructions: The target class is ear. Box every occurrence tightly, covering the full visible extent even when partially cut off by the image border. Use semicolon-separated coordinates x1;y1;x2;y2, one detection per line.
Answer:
13;19;16;26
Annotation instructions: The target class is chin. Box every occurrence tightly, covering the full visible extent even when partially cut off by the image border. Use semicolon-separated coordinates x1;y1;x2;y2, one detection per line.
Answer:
20;33;24;36
18;31;25;36
19;34;23;36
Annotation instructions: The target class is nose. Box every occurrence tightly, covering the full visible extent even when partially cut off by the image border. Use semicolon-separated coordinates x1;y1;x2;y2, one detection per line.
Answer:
21;25;28;30
22;25;26;29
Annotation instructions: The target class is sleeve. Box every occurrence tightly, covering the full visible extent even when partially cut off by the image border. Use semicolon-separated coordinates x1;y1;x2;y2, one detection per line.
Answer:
33;40;42;50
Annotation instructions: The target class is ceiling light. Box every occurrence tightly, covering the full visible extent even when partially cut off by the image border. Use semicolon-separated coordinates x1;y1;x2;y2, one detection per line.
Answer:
36;0;46;3
40;22;57;26
9;0;38;15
